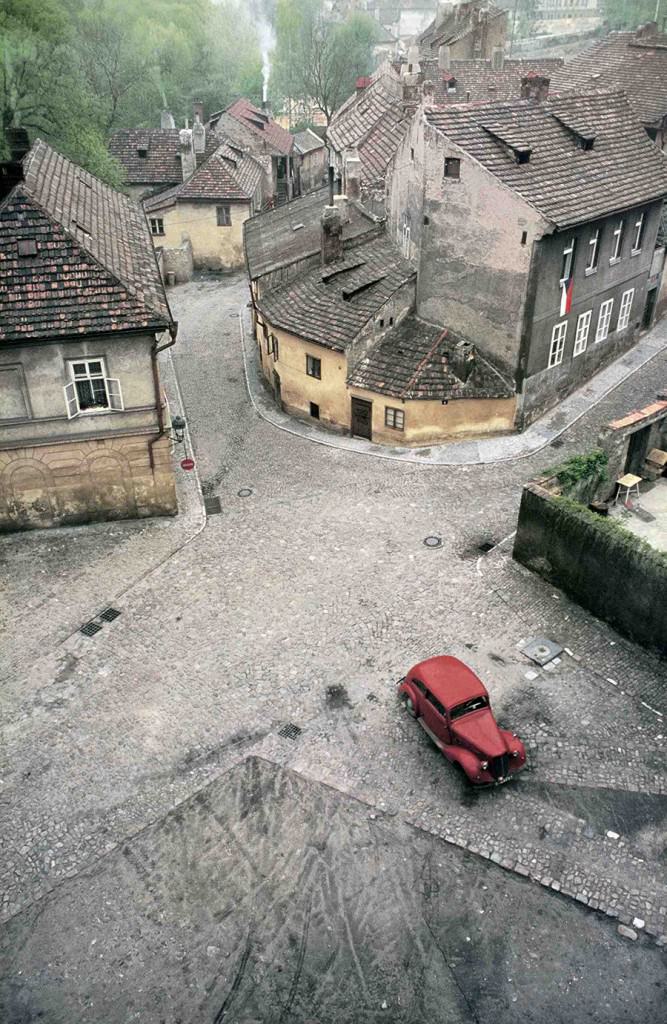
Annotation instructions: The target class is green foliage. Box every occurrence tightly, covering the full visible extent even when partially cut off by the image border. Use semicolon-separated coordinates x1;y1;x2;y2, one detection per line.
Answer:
603;1;659;30
553;495;667;570
548;449;609;493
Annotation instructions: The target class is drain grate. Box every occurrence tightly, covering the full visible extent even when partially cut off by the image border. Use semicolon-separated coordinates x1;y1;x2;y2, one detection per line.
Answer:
204;496;222;516
99;607;121;623
237;488;253;498
80;621;102;637
278;723;302;740
478;541;495;553
521;637;563;667
550;437;565;449
423;535;442;548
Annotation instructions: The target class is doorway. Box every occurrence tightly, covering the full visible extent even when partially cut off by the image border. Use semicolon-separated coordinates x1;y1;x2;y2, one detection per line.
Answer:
351;397;372;440
625;425;652;476
273;371;282;411
643;287;657;329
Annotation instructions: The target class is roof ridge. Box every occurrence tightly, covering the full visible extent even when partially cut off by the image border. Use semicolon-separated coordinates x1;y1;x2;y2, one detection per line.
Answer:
399;328;449;399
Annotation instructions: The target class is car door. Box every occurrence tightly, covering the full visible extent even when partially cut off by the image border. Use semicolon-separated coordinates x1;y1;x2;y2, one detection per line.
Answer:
421;689;451;745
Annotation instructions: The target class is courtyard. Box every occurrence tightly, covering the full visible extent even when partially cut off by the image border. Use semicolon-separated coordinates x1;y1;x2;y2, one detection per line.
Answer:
0;273;665;1023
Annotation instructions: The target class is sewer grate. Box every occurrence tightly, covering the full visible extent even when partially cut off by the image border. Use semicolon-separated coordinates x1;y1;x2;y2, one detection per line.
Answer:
237;488;253;498
478;541;495;553
99;607;121;622
550;437;565;449
80;621;102;637
367;693;379;703
521;637;564;667
278;723;302;740
423;535;442;548
204;496;222;516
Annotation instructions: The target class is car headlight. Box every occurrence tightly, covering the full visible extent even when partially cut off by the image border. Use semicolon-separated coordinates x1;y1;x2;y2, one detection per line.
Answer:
512;750;519;758
480;760;488;770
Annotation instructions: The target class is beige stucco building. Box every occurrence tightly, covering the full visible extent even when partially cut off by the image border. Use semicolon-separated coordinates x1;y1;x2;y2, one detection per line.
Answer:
0;137;178;531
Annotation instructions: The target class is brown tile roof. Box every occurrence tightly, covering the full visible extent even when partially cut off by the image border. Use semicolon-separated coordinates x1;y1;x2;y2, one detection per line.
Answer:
347;318;514;399
108;128;218;188
244;188;379;281
424;91;667;229
0;139;171;343
422;57;563;104
209;98;294;156
550;30;667;126
293;129;326;155
256;236;415;351
144;143;263;210
328;64;408;184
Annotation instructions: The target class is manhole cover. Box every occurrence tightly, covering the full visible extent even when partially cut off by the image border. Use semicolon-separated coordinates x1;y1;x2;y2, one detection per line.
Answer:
423;535;442;548
237;488;253;498
521;637;564;667
99;607;121;622
204;496;222;516
278;723;302;740
80;621;102;637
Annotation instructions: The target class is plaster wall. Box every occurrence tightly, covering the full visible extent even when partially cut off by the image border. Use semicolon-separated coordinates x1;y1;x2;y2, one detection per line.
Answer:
299;149;328;194
160;238;194;284
160;201;251;271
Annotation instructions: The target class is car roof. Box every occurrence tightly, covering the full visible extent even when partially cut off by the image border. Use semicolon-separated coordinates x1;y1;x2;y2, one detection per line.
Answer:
409;656;488;709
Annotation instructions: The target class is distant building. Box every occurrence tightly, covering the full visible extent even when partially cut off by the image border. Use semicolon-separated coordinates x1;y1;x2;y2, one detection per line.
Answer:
293;130;328;195
418;1;508;62
421;53;563;103
0;136;177;531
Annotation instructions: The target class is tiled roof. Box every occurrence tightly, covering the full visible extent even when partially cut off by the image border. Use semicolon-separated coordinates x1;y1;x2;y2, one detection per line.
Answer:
144;143;263;210
347;318;514;399
418;2;505;56
0;139;171;343
108;128;218;188
293;129;326;155
328;64;408;184
550;30;667;126
424;91;667;228
256;237;415;351
244;187;378;280
209;98;294;156
422;57;563;104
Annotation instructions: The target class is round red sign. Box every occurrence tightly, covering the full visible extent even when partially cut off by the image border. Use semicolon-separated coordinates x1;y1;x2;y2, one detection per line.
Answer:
180;457;195;471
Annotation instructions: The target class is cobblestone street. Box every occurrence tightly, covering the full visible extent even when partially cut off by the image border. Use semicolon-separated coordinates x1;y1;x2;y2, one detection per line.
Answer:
1;272;666;1021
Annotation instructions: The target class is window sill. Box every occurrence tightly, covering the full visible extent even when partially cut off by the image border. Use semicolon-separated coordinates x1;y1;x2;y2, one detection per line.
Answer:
584;267;597;277
630;249;642;257
609;257;622;266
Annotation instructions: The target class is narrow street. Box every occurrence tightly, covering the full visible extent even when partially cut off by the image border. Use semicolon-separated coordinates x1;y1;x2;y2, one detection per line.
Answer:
1;272;665;1023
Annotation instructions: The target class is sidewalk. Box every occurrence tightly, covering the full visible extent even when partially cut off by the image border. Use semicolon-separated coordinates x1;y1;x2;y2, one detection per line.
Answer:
239;305;667;466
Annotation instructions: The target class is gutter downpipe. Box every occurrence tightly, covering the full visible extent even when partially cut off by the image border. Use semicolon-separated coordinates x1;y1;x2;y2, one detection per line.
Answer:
149;319;179;471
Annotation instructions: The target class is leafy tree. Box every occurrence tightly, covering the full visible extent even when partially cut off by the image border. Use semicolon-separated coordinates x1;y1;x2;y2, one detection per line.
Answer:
603;1;661;30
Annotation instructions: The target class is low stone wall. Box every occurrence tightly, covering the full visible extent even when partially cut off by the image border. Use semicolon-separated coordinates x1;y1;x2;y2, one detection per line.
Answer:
160;238;194;284
513;483;667;655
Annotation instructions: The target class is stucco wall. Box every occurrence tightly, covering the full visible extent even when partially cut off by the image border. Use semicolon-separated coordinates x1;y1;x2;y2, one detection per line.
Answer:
160;237;194;283
159;201;251;270
299;149;327;194
0;433;176;532
513;482;667;655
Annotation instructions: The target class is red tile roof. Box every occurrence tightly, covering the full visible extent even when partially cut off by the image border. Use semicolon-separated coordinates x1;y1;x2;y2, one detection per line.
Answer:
0;140;171;343
108;128;218;187
144;143;263;210
209;98;294;156
422;57;563;104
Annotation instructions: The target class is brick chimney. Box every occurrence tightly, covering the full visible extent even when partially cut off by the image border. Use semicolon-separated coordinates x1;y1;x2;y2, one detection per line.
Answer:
179;128;196;181
161;110;176;129
401;47;423;113
321;204;343;265
344;150;362;203
193;119;206;156
193;99;204;124
520;74;550;102
636;21;658;40
356;76;372;97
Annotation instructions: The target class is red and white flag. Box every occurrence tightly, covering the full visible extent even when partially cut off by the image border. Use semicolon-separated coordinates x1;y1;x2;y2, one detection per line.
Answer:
560;277;573;317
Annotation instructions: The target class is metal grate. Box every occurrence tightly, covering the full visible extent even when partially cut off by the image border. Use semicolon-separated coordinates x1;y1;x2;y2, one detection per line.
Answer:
423;535;442;548
99;607;121;622
204;496;222;516
550;437;565;449
478;541;495;553
80;621;102;637
521;637;563;666
278;723;302;740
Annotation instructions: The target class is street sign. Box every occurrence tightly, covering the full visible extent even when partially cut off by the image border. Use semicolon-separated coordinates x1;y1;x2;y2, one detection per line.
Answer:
180;457;195;471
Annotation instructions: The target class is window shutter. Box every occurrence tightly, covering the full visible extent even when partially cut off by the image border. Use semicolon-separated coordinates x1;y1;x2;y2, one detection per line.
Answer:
64;380;80;419
106;378;124;411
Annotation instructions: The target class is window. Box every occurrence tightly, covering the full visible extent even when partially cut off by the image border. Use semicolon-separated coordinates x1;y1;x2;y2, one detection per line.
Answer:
379;319;384;328
410;147;415;162
573;310;592;356
272;335;279;361
521;231;528;246
64;359;123;419
426;691;446;716
595;298;614;342
137;147;148;158
149;217;164;236
617;288;634;330
586;229;600;273
413;678;427;695
216;205;231;226
385;406;405;430
447;77;457;94
444;157;460;179
309;402;320;419
548;321;567;367
306;354;321;379
560;238;576;283
450;696;489;721
401;221;410;258
632;213;645;254
610;220;624;262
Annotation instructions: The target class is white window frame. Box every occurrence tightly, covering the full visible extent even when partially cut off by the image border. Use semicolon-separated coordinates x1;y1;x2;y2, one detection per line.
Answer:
560;238;576;284
149;217;164;236
617;288;635;330
573;310;592;356
548;321;567;368
585;229;599;274
610;219;624;262
385;406;405;430
595;299;614;343
401;221;411;258
631;213;644;255
63;359;124;419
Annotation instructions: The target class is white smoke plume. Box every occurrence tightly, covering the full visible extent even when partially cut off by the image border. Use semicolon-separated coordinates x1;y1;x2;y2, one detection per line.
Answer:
248;0;276;102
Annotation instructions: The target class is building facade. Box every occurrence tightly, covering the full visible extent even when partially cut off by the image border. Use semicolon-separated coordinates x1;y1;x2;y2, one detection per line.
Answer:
0;138;177;531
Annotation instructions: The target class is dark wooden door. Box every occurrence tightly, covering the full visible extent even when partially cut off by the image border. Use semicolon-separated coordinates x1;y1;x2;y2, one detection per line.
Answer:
626;425;651;475
273;371;282;411
351;397;372;440
643;287;657;329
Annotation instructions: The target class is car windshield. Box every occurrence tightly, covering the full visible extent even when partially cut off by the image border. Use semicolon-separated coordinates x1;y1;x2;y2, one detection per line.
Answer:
450;695;489;720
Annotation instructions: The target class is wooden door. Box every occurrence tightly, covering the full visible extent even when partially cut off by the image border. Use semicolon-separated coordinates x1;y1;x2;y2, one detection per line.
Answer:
351;397;372;440
273;371;282;411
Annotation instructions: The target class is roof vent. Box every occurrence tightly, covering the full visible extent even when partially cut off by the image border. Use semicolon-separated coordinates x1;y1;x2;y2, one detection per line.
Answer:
137;147;148;158
482;124;532;164
17;239;38;257
342;273;387;300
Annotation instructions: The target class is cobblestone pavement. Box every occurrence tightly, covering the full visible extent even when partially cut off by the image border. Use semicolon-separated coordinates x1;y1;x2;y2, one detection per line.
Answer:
1;273;665;958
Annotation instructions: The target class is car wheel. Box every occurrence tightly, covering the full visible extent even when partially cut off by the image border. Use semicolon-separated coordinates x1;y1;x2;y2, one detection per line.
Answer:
404;697;417;718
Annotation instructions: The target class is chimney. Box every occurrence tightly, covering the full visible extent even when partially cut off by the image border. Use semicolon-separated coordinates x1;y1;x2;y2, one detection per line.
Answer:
321;203;343;266
356;76;371;97
179;128;196;181
193;119;206;156
438;44;451;72
327;164;335;206
0;128;29;200
401;47;423;112
448;340;476;384
333;192;350;224
492;45;504;72
636;21;658;40
344;151;362;203
520;74;550;102
161;110;176;129
193;99;204;124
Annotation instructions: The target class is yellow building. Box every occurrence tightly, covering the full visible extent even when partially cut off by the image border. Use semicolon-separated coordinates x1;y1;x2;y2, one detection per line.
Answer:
144;143;263;272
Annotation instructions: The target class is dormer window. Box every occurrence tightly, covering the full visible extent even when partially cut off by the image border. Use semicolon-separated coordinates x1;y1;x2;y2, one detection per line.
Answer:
515;147;531;164
447;77;457;94
137;147;148;158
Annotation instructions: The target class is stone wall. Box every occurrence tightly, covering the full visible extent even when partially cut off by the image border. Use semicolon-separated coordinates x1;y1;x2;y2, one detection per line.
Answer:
513;482;667;654
0;434;177;532
161;237;194;284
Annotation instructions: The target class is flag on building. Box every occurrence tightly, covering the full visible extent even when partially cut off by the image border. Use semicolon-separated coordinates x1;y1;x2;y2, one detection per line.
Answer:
560;277;573;317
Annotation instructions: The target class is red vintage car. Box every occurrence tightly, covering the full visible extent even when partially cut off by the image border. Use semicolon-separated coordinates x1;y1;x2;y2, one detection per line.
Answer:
398;655;526;785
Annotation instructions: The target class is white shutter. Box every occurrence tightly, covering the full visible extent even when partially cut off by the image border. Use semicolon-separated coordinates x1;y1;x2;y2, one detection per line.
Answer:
64;380;80;419
106;378;124;411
